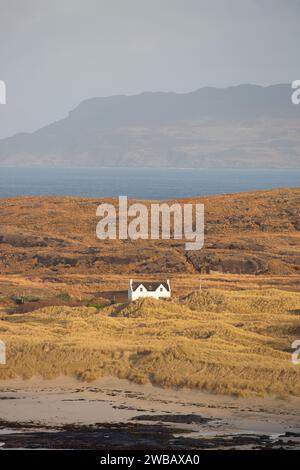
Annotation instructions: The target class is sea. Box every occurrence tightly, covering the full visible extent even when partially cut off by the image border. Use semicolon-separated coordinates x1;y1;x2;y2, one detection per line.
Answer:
0;167;299;199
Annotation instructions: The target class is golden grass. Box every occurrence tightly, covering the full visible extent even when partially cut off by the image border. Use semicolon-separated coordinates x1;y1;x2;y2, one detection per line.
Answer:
0;288;299;397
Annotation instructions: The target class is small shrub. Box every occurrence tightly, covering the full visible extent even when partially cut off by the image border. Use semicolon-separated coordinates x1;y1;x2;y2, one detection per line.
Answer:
86;302;106;312
56;292;72;302
12;295;41;305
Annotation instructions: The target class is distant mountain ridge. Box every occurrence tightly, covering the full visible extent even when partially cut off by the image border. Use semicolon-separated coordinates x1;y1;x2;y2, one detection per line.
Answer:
1;84;300;168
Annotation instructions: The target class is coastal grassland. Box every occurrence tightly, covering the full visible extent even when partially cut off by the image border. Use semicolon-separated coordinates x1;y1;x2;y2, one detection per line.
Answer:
0;289;299;397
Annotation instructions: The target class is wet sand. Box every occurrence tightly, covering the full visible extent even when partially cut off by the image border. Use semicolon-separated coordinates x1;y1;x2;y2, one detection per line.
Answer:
0;376;299;449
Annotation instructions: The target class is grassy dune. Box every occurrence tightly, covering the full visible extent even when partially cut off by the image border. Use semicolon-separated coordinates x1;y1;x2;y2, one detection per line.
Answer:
0;289;300;397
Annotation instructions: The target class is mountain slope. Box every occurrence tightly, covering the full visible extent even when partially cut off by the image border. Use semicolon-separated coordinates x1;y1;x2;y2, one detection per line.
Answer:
1;84;300;167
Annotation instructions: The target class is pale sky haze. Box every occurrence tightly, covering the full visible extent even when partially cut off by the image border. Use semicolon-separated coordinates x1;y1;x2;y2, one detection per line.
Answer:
0;0;299;138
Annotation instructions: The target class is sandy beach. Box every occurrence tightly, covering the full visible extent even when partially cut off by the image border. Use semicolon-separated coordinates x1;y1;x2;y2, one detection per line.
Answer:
0;376;299;449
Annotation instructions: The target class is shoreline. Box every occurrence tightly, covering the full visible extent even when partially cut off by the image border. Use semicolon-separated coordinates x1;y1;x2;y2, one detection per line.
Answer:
0;376;299;449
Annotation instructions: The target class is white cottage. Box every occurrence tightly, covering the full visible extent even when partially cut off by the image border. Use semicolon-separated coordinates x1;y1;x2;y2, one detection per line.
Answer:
128;279;171;301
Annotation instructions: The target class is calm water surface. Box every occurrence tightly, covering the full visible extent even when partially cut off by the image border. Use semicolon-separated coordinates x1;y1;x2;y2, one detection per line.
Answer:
0;167;299;199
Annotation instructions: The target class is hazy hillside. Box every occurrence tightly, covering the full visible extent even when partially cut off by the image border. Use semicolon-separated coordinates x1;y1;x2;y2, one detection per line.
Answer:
1;84;300;168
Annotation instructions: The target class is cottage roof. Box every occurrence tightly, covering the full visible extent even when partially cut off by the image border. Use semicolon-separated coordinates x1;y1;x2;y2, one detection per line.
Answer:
131;281;170;292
